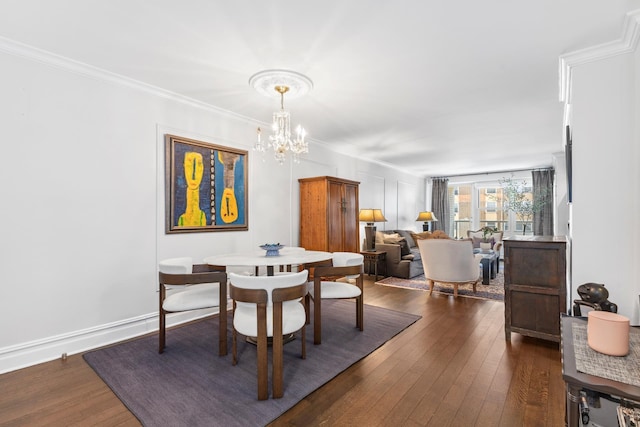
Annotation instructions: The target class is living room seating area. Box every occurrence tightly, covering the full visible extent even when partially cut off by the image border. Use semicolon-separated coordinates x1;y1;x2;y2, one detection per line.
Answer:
374;229;452;279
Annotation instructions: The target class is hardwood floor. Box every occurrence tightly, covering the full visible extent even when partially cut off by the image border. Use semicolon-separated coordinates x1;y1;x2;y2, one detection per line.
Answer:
0;278;564;426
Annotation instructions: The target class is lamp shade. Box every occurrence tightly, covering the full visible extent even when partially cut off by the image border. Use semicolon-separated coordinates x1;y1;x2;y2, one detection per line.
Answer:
359;209;387;224
416;211;438;222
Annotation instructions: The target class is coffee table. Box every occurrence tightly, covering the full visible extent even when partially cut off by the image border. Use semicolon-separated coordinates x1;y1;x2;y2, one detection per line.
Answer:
474;249;498;285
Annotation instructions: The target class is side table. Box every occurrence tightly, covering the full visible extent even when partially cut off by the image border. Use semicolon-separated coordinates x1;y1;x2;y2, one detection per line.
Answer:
360;250;386;281
561;315;640;427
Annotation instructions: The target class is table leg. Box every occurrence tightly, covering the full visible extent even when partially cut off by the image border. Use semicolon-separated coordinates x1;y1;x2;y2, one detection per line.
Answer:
481;258;490;285
219;278;227;356
566;384;581;427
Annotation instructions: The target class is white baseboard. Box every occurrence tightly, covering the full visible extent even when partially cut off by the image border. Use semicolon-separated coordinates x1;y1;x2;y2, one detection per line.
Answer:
0;308;220;374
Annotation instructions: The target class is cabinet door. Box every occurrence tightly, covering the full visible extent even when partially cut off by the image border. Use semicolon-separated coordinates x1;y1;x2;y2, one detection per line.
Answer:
342;183;359;252
327;181;344;252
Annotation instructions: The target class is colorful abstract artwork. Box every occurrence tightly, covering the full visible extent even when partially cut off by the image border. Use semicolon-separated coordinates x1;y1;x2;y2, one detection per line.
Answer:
165;134;248;233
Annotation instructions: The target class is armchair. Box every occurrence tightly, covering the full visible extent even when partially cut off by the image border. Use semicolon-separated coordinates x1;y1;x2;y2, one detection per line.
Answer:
467;228;503;267
418;239;483;297
467;229;503;252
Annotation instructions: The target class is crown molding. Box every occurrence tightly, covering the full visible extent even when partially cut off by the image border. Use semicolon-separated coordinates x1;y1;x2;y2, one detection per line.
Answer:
559;9;640;103
0;35;255;125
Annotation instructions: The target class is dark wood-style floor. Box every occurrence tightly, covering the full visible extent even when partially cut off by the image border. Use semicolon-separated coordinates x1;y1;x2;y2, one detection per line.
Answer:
0;278;564;426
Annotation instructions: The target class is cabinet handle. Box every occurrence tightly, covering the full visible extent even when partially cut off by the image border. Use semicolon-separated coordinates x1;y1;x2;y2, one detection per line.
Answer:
339;198;347;212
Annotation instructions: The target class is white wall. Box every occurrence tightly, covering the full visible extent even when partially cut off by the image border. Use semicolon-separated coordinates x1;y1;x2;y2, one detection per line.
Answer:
568;43;639;323
0;40;425;373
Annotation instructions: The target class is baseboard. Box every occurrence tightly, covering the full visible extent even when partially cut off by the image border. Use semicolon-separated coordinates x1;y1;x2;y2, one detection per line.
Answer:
0;308;220;374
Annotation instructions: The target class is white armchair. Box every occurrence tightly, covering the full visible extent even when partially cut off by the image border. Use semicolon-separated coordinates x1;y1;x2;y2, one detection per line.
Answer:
417;239;483;297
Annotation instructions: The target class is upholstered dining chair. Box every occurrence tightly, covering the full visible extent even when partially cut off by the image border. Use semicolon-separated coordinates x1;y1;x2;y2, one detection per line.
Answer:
418;239;484;297
158;257;228;355
228;270;308;400
305;252;364;345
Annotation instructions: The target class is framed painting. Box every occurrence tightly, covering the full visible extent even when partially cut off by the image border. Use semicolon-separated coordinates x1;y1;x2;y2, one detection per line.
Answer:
165;134;248;233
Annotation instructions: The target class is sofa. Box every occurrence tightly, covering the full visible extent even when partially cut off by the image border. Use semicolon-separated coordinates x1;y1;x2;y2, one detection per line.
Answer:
374;229;454;279
374;230;424;279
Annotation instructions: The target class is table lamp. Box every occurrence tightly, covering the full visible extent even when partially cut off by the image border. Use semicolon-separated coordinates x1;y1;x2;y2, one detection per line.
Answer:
416;211;438;231
359;208;387;251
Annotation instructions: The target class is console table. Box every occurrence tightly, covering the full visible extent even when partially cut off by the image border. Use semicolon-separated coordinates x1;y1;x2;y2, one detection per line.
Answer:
561;315;640;427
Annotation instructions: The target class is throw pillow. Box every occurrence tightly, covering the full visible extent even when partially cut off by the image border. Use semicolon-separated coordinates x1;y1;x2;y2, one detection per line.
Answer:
375;231;386;244
398;239;411;256
382;233;402;243
472;236;495;248
410;231;431;245
401;254;415;261
396;230;417;248
382;234;410;256
430;230;451;239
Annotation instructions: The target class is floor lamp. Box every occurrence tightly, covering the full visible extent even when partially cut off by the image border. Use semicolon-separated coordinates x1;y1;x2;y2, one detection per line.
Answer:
359;209;387;251
416;211;438;231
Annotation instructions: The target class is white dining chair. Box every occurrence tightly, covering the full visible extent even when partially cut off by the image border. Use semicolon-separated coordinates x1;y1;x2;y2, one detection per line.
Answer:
305;252;364;345
228;270;308;400
158;257;228;355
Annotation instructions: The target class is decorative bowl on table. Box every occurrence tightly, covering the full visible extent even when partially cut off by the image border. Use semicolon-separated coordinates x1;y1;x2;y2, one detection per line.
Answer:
259;243;284;257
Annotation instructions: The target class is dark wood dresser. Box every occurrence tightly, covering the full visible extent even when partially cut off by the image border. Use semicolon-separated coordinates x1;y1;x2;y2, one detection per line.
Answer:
503;235;567;342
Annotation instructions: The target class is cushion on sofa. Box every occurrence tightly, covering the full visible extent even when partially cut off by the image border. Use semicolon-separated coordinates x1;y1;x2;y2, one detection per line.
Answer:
410;231;431;245
382;233;402;243
395;230;417;248
383;234;410;256
376;230;398;244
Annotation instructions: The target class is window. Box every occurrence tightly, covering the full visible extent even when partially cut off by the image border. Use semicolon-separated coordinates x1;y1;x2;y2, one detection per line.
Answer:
445;177;534;239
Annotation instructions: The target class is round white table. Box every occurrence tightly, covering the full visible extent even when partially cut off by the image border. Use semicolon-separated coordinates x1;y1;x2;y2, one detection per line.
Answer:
204;249;333;276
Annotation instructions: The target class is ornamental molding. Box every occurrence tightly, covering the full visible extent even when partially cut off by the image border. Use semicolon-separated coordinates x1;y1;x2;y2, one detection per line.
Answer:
559;9;640;103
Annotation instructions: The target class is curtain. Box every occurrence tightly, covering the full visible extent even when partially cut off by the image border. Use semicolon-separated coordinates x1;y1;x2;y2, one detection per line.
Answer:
532;169;554;236
431;178;450;235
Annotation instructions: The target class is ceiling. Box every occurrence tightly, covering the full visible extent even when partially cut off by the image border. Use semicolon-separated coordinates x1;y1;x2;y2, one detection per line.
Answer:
1;0;638;177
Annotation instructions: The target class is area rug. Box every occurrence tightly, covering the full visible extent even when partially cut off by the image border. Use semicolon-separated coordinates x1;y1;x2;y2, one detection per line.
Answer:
376;271;504;301
83;300;420;427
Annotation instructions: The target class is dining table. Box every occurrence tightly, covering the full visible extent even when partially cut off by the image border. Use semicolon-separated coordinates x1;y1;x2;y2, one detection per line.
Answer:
204;249;333;276
205;248;333;346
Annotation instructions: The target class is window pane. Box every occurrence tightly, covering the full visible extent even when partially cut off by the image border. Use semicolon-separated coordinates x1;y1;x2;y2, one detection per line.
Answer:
448;184;472;239
477;186;507;232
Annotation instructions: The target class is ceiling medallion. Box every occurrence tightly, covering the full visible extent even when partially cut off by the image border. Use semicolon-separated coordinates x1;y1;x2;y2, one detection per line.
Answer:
249;69;313;164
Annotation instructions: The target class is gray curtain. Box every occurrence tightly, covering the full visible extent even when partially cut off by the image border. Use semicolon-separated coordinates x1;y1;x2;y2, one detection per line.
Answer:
532;169;554;236
431;178;450;235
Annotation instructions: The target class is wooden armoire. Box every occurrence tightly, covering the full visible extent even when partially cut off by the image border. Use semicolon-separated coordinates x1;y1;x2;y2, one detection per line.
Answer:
298;176;360;253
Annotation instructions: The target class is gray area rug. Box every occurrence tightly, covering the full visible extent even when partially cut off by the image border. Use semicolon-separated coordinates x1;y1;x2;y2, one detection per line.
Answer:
83;300;420;427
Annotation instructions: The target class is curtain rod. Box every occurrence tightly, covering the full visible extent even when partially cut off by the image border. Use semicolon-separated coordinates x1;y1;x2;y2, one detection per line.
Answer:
431;167;554;180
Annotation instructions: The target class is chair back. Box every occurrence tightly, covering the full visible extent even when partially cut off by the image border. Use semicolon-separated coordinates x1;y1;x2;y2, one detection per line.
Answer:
332;252;364;280
418;239;479;282
159;257;193;275
467;229;503;247
229;270;309;305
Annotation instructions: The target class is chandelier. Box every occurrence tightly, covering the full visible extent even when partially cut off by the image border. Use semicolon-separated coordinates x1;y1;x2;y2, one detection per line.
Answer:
249;70;312;164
